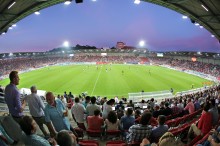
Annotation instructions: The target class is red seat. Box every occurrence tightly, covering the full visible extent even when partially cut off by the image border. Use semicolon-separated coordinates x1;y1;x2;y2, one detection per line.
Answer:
106;140;126;146
86;129;102;139
188;135;202;146
78;140;99;146
106;130;121;140
193;133;209;146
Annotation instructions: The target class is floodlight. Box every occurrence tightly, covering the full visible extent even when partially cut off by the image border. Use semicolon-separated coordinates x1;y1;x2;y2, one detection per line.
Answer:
12;24;16;27
201;4;208;11
63;41;69;47
195;23;199;26
9;27;13;30
134;0;140;4
35;11;40;15
139;40;145;47
211;35;215;38
182;16;188;19
91;0;96;1
8;2;16;9
199;26;203;29
64;0;71;5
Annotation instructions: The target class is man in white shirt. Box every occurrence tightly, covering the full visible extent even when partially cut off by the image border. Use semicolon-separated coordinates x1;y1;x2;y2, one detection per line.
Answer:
86;96;101;116
71;97;86;130
23;85;49;137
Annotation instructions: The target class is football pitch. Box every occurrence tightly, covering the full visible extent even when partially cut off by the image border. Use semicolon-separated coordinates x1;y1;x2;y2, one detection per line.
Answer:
0;65;212;97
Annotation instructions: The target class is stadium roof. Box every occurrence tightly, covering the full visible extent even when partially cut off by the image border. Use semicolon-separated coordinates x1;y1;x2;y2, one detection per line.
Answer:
0;0;220;41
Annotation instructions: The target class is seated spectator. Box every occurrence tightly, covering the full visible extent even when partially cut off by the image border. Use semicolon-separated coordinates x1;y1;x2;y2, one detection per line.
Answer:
184;98;195;114
151;115;168;143
171;102;179;115
135;110;158;126
194;97;201;111
134;109;142;120
152;105;161;118
20;115;53;146
120;108;135;131
163;103;172;116
187;103;212;143
105;111;120;131
115;101;124;111
209;99;219;126
127;112;152;143
127;100;134;108
56;130;77;146
87;109;104;131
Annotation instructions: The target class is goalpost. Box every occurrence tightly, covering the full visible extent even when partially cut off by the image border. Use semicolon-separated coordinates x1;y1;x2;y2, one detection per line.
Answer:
128;90;173;103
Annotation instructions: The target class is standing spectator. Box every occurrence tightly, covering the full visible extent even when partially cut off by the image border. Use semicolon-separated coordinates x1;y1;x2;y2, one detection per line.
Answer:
60;95;67;107
23;85;49;137
4;71;25;124
44;92;70;137
71;97;86;130
127;112;152;142
102;99;115;119
82;96;91;108
86;96;100;116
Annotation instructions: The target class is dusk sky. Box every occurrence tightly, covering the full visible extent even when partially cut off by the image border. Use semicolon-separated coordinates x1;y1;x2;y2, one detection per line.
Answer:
0;0;220;53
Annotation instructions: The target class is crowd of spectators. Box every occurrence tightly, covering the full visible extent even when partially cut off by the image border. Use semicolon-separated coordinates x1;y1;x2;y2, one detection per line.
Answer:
0;55;147;77
150;57;220;78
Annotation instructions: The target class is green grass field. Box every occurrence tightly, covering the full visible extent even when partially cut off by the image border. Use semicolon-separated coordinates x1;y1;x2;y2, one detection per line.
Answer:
0;65;212;97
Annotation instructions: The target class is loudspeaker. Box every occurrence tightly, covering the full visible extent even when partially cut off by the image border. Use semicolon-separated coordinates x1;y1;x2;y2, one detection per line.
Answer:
75;0;83;3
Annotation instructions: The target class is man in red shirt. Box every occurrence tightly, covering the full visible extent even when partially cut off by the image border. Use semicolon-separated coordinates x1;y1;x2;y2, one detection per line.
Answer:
87;109;104;131
187;103;212;142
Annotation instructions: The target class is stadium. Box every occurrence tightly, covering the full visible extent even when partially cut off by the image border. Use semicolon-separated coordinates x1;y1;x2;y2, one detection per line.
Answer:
0;0;220;146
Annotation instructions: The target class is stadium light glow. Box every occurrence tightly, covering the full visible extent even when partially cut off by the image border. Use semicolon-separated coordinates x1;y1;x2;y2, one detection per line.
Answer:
200;26;203;29
64;1;71;5
2;32;5;35
134;0;140;4
211;35;215;38
12;24;16;27
8;2;16;9
91;0;97;1
63;41;69;47
35;11;40;15
182;16;188;19
139;40;145;47
201;4;209;12
9;27;13;30
195;23;199;26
